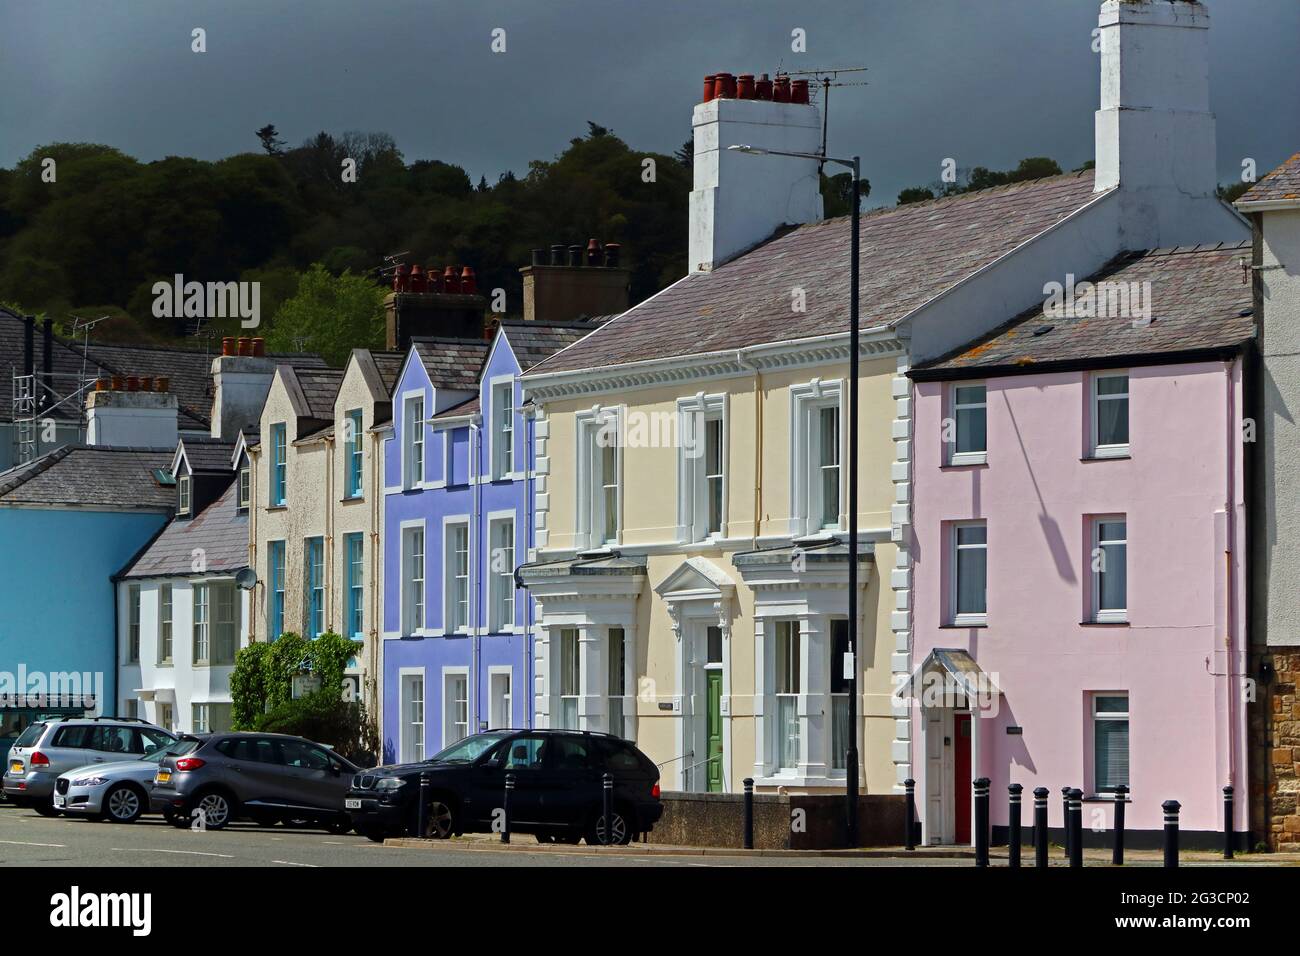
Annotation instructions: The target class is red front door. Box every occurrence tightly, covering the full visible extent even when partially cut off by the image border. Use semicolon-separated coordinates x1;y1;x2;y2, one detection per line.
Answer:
953;713;972;844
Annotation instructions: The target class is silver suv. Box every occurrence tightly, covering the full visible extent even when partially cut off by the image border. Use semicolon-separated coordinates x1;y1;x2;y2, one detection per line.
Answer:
3;717;174;814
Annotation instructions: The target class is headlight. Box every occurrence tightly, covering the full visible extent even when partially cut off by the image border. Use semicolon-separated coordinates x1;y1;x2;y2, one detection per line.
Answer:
70;776;107;787
375;777;407;791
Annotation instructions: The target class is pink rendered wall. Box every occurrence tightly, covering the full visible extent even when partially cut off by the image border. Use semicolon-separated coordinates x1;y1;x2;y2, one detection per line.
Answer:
909;360;1247;837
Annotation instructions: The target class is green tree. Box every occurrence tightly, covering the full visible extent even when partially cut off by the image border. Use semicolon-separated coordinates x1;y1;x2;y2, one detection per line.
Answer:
264;264;385;365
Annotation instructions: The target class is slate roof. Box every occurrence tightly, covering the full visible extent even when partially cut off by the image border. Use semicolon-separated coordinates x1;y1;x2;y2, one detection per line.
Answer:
0;445;175;510
120;478;247;578
526;171;1103;375
178;437;236;474
370;352;404;393
0;309;325;429
291;366;346;420
499;319;607;373
411;338;493;391
912;242;1254;377
430;396;480;421
1237;153;1300;206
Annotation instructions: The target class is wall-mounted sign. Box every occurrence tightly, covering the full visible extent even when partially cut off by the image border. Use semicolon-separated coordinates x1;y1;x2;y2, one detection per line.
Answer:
1006;726;1024;735
291;673;321;699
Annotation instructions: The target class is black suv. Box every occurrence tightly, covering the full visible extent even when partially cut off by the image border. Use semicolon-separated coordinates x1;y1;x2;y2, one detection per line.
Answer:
346;730;662;845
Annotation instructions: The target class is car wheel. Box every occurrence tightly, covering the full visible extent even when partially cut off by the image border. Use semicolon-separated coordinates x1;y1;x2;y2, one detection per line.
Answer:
192;791;234;830
102;784;144;823
327;818;352;836
586;808;632;846
411;799;455;839
32;798;61;818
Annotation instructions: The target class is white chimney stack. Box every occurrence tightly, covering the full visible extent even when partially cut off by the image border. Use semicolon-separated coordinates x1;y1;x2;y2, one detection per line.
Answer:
689;88;824;273
1094;0;1243;247
86;387;178;449
210;344;276;442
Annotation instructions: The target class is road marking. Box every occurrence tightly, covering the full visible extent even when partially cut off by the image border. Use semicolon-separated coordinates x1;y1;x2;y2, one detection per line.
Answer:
112;848;234;858
0;839;66;848
271;860;318;867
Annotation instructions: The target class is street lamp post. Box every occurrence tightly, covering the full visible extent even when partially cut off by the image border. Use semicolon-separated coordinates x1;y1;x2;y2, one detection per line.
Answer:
729;145;862;845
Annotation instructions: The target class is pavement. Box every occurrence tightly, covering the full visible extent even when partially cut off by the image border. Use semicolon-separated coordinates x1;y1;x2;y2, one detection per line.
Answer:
4;801;1295;867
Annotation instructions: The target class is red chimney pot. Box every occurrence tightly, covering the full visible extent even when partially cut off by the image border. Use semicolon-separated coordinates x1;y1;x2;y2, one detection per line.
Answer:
773;75;791;103
703;75;716;103
221;337;236;357
790;79;810;104
252;337;265;357
737;74;755;99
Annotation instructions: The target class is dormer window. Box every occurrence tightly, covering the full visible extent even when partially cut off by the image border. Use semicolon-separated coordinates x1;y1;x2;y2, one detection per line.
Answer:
491;380;514;480
177;475;191;516
238;463;250;510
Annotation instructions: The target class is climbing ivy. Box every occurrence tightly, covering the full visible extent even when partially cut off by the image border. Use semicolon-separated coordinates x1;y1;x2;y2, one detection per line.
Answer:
230;632;359;730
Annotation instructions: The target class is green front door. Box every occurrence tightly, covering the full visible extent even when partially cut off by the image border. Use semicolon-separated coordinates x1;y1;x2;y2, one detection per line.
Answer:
706;670;724;792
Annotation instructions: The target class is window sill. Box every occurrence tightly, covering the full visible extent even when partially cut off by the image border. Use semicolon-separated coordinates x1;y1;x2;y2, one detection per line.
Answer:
1082;449;1130;462
944;454;988;469
340;495;364;504
1079;620;1129;627
949;615;987;628
266;504;288;512
1084;794;1131;804
940;623;988;629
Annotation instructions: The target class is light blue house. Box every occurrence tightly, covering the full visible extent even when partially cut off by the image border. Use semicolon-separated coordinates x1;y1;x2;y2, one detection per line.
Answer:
380;321;598;763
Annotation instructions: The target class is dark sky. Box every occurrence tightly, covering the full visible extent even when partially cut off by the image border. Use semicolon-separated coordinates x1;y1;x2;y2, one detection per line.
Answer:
2;0;1296;206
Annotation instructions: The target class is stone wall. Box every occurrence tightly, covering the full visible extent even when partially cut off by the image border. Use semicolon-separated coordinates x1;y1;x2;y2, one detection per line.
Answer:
1252;649;1300;851
644;791;906;850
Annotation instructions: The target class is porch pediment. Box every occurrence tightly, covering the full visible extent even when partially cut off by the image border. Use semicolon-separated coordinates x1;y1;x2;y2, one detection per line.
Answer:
654;556;735;601
898;648;1000;709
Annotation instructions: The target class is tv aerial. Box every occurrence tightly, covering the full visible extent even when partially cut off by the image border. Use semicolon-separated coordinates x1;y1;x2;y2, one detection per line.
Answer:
782;66;869;168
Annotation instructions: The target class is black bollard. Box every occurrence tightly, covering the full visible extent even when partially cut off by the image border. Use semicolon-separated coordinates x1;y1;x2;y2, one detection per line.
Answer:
1033;787;1049;869
1163;799;1181;868
1223;786;1234;860
1112;784;1128;865
743;777;754;850
1008;783;1023;869
1061;786;1071;858
1068;788;1083;868
904;778;916;851
602;772;614;846
502;772;514;844
974;777;990;867
417;770;430;838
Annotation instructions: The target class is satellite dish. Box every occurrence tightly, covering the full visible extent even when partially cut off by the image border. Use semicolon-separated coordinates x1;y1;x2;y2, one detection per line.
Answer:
235;567;258;591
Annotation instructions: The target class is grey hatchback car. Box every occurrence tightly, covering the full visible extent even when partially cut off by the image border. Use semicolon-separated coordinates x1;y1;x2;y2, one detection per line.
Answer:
3;717;175;814
150;732;359;832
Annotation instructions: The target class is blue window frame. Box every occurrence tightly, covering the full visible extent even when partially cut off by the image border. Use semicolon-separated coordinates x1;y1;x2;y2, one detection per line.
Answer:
346;409;364;498
345;532;364;639
268;540;285;639
304;537;324;637
271;422;287;506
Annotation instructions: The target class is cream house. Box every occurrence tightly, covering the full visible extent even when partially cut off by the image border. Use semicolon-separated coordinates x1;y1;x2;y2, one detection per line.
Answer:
248;349;401;719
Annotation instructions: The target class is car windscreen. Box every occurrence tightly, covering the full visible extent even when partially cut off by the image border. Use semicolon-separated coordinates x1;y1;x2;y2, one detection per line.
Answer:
428;732;511;765
143;739;199;763
13;723;46;748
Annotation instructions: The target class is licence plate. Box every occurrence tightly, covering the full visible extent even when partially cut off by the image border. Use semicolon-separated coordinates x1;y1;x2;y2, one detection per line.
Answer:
154;771;171;785
9;760;21;774
345;799;362;810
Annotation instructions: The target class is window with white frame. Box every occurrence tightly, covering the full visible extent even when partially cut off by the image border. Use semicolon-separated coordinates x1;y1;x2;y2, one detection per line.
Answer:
271;423;287;506
774;621;801;772
445;522;469;633
1092;693;1129;792
558;628;580;729
489;516;515;632
489;671;512;729
213;582;236;664
1091;517;1128;623
791;381;844;536
403;394;425;489
948;383;987;465
159;584;173;664
402;525;425;634
345;533;363;639
679;396;726;542
952;522;988;625
402;673;424;762
268;540;285;639
492;381;514;480
579;411;620;548
177;475;191;516
608;627;626;737
345;409;364;498
238;462;250;510
303;537;324;637
127;585;141;663
1091;373;1129;458
193;584;210;663
444;672;469;746
192;703;231;734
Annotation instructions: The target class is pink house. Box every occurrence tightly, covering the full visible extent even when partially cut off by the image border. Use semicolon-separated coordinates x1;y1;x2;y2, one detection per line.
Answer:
903;243;1253;848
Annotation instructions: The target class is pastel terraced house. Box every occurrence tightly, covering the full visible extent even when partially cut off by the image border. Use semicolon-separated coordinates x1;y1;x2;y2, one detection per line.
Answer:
249;347;401;717
519;0;1246;807
906;243;1253;848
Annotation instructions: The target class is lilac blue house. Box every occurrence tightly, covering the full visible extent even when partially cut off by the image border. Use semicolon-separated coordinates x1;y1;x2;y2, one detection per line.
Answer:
380;319;604;762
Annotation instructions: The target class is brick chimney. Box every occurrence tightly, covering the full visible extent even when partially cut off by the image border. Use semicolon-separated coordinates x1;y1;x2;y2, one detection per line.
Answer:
519;241;630;323
1094;0;1244;247
385;263;487;349
86;380;178;449
210;336;276;442
689;74;823;273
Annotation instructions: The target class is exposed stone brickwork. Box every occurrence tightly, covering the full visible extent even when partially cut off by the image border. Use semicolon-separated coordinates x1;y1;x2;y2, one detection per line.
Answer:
1251;649;1300;851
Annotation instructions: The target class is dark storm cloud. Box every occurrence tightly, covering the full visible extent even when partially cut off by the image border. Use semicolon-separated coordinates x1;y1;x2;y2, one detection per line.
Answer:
1;0;1296;206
